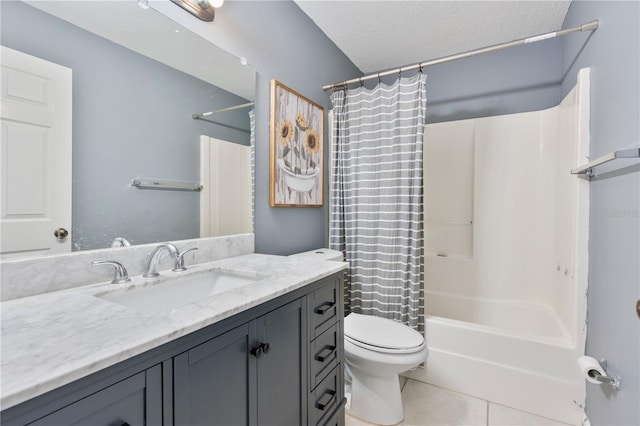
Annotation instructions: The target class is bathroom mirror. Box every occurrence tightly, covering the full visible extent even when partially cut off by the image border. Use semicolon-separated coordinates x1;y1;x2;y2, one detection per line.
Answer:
0;0;255;257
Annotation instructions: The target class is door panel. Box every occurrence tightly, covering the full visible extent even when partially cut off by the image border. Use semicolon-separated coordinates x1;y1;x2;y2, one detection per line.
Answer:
0;46;72;257
174;324;256;426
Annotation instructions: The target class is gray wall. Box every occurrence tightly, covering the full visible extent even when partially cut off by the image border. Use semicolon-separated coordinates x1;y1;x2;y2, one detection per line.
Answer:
1;1;251;251
423;39;563;124
561;2;640;425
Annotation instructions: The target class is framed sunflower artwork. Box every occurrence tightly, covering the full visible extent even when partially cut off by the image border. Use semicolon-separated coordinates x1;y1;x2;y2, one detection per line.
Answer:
270;79;324;207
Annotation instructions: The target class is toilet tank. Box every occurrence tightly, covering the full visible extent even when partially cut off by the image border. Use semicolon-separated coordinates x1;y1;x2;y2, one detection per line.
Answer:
288;248;344;262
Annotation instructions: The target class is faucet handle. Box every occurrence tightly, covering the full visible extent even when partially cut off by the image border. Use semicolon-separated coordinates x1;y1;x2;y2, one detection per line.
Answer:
92;260;131;284
173;247;198;272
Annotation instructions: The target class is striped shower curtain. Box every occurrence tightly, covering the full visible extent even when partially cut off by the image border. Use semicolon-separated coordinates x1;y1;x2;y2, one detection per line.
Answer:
329;73;427;331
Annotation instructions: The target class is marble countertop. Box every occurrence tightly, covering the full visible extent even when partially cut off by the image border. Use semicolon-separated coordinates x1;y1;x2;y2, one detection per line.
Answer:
0;253;346;410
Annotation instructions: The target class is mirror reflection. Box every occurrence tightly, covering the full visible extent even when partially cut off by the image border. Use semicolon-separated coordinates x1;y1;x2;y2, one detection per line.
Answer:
0;1;255;258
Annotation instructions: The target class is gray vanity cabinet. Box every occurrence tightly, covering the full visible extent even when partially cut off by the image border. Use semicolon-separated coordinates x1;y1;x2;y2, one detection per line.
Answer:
173;299;307;426
1;273;344;426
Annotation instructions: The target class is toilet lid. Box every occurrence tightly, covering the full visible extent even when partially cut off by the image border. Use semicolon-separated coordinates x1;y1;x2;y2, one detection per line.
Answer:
344;313;424;352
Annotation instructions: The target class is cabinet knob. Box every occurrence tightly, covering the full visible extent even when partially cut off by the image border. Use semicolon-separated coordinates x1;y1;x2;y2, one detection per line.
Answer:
251;345;264;358
251;343;271;358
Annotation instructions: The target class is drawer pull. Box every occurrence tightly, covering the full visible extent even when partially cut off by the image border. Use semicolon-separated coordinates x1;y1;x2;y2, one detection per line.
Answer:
315;301;335;314
315;389;336;411
315;345;336;362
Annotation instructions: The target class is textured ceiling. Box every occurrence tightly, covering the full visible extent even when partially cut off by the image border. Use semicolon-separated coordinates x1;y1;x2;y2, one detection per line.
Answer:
25;1;255;100
295;1;571;74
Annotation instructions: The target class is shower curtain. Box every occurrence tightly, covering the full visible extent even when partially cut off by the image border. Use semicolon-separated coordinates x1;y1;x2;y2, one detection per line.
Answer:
329;73;427;331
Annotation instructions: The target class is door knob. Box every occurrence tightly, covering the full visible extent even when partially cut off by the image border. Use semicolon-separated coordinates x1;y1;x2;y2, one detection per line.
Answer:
54;228;69;240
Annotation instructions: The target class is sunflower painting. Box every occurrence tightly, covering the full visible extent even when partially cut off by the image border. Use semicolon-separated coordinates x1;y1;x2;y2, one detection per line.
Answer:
270;80;324;207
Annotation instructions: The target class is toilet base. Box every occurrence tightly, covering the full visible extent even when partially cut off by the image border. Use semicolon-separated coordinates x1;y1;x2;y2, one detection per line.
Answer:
347;370;404;425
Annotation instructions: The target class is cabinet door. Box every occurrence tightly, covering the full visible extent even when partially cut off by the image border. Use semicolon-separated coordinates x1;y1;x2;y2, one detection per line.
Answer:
174;324;256;426
256;299;307;426
27;366;161;426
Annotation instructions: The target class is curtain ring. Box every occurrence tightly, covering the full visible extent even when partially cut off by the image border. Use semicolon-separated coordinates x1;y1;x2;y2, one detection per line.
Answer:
419;63;424;74
377;73;381;83
359;77;364;87
398;67;403;79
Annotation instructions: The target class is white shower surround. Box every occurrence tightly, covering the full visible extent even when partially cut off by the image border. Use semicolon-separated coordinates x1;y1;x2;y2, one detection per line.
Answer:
405;69;590;425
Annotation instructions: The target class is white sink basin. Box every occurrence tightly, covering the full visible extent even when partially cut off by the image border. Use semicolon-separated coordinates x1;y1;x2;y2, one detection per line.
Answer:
97;269;268;314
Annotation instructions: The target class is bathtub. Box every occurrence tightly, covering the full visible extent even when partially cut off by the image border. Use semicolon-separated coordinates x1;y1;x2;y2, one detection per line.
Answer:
403;291;585;425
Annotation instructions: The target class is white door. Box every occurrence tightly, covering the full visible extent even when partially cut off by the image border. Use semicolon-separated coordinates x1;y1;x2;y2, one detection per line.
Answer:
200;136;252;237
1;46;72;257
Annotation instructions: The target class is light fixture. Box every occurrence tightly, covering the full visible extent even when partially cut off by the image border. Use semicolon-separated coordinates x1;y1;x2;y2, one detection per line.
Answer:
171;0;223;22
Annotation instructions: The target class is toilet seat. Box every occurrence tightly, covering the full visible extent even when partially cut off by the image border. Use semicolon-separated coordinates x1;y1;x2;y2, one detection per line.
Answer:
344;313;425;354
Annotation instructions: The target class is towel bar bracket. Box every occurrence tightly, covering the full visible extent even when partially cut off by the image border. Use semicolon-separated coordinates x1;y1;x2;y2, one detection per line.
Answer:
571;148;640;177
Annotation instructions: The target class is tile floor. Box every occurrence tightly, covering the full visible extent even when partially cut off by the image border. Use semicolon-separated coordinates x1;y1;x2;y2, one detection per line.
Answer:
345;378;572;426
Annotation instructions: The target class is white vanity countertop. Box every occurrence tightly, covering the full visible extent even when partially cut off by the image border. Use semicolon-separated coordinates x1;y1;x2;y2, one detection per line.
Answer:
0;253;347;410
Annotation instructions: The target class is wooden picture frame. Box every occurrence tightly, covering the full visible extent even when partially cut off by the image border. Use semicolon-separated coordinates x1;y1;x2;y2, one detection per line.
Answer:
270;80;324;207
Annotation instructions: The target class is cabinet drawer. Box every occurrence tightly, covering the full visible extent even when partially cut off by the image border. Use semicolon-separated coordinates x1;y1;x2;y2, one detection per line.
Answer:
309;279;339;339
311;323;339;390
28;372;146;426
310;364;340;426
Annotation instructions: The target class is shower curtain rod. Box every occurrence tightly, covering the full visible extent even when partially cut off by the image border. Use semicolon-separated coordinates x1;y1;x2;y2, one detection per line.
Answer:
322;20;599;91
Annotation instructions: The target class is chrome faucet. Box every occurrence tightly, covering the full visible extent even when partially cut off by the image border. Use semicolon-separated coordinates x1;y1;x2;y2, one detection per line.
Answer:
143;243;180;278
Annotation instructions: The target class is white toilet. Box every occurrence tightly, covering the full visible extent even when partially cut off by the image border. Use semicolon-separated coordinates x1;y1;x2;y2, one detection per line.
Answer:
344;313;428;425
